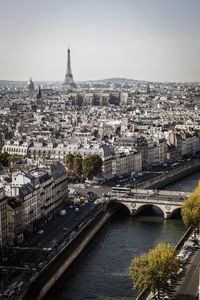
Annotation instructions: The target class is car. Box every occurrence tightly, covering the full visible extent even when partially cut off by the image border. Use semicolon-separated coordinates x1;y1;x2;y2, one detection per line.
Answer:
37;229;44;234
3;289;10;298
37;260;48;270
60;209;67;216
103;193;109;197
107;192;115;196
17;281;24;291
126;192;134;197
63;227;68;231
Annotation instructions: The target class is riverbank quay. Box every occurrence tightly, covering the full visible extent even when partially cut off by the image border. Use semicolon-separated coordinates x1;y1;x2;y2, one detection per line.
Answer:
135;159;200;189
19;203;114;300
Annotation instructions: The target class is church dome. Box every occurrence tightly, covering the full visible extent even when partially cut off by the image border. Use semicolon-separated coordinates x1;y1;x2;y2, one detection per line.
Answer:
27;77;34;91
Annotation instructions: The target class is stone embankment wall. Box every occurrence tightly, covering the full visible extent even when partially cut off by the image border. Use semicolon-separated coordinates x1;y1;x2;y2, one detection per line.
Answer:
21;206;112;300
136;161;200;189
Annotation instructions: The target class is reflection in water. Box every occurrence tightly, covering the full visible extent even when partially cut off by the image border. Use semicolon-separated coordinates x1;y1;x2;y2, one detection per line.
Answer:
44;172;200;300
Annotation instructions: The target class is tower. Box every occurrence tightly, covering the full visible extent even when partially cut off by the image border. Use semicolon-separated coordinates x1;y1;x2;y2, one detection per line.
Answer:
146;83;150;95
63;47;77;89
36;85;42;99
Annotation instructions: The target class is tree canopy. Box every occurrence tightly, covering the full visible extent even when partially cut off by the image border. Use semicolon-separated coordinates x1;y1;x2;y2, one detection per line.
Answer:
82;154;102;179
129;242;179;299
65;153;102;180
65;154;74;170
0;152;9;167
181;180;200;228
73;155;83;176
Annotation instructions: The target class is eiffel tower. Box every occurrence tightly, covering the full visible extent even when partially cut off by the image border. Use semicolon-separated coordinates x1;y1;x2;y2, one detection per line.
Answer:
63;47;77;89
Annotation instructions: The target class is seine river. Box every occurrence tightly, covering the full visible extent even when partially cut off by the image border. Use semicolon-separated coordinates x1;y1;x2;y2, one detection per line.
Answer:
44;171;200;300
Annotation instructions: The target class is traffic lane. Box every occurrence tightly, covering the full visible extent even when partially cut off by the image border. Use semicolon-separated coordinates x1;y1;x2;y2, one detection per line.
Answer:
27;202;96;248
69;185;110;197
1;248;49;267
2;203;97;268
115;194;183;201
172;248;200;299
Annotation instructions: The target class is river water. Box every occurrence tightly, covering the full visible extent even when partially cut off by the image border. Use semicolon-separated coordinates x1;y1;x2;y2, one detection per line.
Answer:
44;171;200;300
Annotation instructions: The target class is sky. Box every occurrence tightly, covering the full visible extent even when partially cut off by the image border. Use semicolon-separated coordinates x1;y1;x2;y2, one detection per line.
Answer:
0;0;200;82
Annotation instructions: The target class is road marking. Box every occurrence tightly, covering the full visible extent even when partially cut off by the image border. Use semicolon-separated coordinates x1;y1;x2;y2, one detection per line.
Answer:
7;247;52;251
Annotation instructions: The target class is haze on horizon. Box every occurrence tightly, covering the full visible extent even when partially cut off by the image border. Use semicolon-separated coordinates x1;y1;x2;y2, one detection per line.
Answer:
0;0;200;83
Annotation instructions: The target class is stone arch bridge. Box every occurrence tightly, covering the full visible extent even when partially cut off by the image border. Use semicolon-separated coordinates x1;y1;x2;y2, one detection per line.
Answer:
106;189;190;219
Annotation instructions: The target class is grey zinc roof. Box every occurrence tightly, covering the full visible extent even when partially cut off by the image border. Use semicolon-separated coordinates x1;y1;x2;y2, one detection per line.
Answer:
19;183;34;197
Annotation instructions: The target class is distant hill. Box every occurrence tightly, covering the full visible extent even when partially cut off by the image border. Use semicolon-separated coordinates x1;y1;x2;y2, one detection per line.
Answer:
84;78;147;84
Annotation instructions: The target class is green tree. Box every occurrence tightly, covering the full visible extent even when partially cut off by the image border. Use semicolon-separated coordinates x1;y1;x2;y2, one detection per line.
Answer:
181;194;200;228
65;154;74;170
82;154;102;179
0;152;9;167
52;130;61;138
181;180;200;228
129;243;179;299
73;155;83;177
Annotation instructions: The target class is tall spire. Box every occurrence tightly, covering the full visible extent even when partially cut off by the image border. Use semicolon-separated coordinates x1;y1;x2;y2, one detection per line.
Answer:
63;47;77;89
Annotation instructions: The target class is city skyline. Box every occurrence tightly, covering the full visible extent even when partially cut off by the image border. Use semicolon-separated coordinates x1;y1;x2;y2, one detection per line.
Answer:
0;0;200;82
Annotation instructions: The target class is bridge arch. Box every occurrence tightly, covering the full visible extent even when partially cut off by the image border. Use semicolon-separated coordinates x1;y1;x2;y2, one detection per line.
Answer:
107;199;182;219
106;200;131;215
134;203;165;217
164;207;181;218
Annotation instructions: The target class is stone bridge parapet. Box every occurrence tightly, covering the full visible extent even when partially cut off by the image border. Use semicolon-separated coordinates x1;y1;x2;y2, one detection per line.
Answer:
107;189;190;219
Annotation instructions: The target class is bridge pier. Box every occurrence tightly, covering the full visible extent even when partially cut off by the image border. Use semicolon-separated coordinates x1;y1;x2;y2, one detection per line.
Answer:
129;209;136;216
164;211;172;219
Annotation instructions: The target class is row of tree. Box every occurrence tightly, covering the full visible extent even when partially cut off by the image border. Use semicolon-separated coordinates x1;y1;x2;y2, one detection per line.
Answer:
0;152;25;167
65;153;102;179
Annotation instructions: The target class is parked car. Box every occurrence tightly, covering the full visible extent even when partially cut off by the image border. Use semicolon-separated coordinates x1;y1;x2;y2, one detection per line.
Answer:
60;209;67;216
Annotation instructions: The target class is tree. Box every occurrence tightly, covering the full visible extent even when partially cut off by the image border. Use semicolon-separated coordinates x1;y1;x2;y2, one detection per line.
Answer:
181;180;200;228
73;155;83;177
181;194;200;228
82;154;102;179
65;154;74;170
129;243;179;299
52;130;61;138
0;152;9;167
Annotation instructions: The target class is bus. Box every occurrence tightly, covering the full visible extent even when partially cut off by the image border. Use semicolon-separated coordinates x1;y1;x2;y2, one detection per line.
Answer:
111;187;131;194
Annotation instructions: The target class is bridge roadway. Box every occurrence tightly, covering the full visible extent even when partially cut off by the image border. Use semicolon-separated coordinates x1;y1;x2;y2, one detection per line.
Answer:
106;189;190;218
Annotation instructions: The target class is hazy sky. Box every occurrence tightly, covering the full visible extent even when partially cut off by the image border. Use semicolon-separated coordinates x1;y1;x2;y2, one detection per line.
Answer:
0;0;200;82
